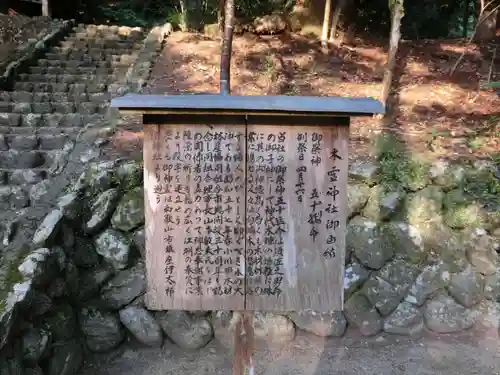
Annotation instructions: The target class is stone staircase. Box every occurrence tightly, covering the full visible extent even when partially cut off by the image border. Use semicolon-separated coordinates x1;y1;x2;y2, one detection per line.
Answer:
0;24;151;212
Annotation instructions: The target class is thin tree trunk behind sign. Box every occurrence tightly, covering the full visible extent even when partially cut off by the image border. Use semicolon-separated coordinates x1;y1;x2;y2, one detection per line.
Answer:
42;0;50;17
218;0;226;37
220;0;235;95
329;0;348;43
380;0;404;108
321;0;333;48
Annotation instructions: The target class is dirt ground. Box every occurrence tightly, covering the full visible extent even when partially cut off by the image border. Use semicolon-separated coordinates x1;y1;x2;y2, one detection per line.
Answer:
104;31;500;164
81;326;500;375
0;13;54;66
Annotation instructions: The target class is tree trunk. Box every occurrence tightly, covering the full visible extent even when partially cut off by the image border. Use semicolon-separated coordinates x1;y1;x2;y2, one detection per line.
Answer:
220;0;235;95
380;0;404;108
179;0;188;31
321;0;333;48
218;0;225;36
462;0;470;37
42;0;50;17
475;2;498;41
329;0;347;42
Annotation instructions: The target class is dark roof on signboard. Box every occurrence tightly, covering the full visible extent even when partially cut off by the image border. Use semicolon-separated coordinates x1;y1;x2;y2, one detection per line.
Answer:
110;94;384;117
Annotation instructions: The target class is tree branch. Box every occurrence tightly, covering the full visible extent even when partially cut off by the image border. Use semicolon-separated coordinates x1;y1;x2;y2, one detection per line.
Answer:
450;2;500;76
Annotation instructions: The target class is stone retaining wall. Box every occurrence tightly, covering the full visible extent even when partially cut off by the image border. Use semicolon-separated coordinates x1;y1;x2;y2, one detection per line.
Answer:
1;149;498;373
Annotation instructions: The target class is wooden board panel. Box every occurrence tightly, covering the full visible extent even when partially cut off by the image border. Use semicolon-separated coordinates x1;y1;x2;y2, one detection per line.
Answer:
245;125;348;312
143;123;246;311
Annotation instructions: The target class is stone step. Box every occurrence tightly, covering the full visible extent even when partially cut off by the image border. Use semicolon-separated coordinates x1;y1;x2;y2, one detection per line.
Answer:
13;82;107;93
1;132;71;151
43;52;139;62
29;66;118;76
51;48;142;59
0;101;107;115
0;150;57;169
0;125;80;136
0;185;30;209
36;59;130;69
0;113;103;127
0;91;111;103
56;41;143;51
73;26;145;39
18;73;120;85
1;168;49;185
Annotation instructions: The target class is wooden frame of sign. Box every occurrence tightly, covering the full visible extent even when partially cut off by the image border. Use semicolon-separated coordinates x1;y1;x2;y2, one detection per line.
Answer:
110;94;384;314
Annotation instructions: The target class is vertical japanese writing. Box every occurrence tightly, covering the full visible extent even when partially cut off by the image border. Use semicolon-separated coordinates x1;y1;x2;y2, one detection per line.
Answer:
246;130;287;297
324;147;342;259
308;132;324;242
153;127;246;300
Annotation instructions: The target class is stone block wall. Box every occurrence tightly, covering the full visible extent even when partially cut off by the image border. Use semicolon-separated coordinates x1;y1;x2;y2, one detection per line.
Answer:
0;153;499;373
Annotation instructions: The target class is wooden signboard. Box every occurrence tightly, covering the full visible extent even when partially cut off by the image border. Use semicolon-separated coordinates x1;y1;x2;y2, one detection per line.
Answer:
111;94;383;313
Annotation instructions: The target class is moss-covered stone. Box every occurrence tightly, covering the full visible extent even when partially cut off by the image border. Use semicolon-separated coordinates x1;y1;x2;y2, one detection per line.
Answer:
362;185;405;221
429;160;465;190
111;186;145;232
404;186;444;226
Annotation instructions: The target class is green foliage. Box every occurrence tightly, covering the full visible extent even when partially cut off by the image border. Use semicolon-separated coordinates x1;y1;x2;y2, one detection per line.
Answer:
374;133;430;191
463;166;500;206
97;0;175;27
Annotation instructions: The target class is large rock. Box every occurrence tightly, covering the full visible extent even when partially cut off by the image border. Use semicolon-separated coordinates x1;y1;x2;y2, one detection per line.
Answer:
111;187;145;232
447;265;484;308
21;327;51;363
361;259;419;316
404;186;444;226
348;161;378;186
65;237;100;269
18;248;58;288
45;340;84;375
57;192;82;222
115;160;143;189
344;260;370;299
347;217;393;269
381;222;426;264
42;304;77;341
362;186;405;221
288;310;346;337
119;305;163;347
464;229;498;276
74;161;117;196
132;227;145;258
346;183;370;218
78;307;126;352
99;262;146;310
423;223;468;273
94;229;132;270
443;189;485;229
156;310;213;350
253;14;287;34
405;262;451;306
383;302;424;336
343;293;382;336
429;160;465;190
84;188;120;234
423;293;477;333
253;312;295;344
77;263;114;301
33;210;63;246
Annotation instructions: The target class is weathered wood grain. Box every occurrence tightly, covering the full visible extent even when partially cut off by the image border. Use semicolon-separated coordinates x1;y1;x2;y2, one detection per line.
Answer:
245;124;348;312
143;122;246;311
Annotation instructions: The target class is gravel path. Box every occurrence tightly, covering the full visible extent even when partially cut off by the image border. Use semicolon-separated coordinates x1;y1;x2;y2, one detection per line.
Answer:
81;327;500;375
